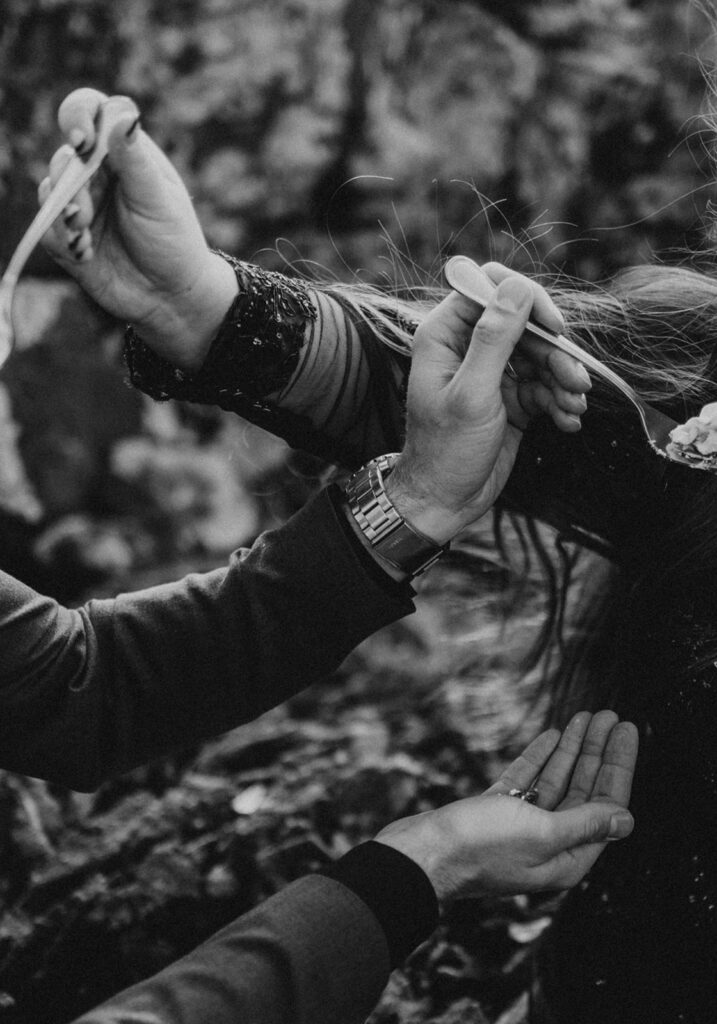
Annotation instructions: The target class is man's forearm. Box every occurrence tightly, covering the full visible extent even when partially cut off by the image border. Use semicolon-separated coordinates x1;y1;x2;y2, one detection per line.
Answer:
0;487;413;790
70;844;439;1024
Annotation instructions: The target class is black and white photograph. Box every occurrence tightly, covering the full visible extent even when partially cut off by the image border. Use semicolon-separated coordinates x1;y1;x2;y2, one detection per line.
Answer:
0;2;715;1022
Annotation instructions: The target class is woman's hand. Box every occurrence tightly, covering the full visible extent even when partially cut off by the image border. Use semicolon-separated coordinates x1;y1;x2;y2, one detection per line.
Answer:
40;88;237;370
375;711;637;905
386;270;590;543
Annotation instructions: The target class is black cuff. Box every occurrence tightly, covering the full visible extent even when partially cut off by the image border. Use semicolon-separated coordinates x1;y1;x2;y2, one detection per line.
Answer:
124;254;316;405
326;483;414;598
321;840;440;968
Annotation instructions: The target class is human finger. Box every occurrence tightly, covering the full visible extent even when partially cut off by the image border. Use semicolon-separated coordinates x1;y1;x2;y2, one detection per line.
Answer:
39;176;69;258
41;155;96;263
589;721;639;807
558;710;619;810
505;353;588;418
548;386;587;417
58;86;109;154
482;263;591;396
56;190;95;260
68;228;94;263
511;380;583;432
540;798;635;864
518;336;592;395
412;290;484;370
482;261;564;333
43;128;97;236
40;205;93;266
40;174;91;225
48;144;77;188
104;108;194;220
521;373;587;416
61;184;94;232
500;375;530;432
489;728;562;795
505;352;535;380
458;276;533;389
531;712;593;809
532;360;588;410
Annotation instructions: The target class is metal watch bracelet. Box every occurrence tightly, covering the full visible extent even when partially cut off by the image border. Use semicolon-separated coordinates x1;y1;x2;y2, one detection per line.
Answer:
343;454;448;577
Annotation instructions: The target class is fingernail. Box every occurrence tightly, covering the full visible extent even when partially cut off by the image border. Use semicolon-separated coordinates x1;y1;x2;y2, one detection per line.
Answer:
69;128;86;152
577;363;592;389
565;414;582;430
608;812;634;840
496;277;531;313
125;116;141;143
549;301;565;330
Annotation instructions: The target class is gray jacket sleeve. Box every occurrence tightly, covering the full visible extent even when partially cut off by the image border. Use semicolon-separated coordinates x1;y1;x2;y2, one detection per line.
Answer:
69;841;441;1024
0;488;414;790
70;874;392;1024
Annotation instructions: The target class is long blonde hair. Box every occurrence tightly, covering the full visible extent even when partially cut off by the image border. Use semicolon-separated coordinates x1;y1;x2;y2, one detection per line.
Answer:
328;260;717;404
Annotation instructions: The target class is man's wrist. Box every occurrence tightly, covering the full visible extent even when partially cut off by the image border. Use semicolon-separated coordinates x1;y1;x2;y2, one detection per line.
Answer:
339;499;409;582
342;455;450;579
384;458;464;547
374;820;454;906
322;841;440;967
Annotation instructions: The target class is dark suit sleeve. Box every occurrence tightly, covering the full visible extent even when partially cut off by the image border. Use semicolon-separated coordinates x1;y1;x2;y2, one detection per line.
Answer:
0;488;414;790
70;844;439;1024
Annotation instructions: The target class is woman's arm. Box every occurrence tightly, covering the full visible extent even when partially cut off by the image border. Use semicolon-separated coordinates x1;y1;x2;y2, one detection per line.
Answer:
123;256;411;468
0;487;413;791
41;88;409;468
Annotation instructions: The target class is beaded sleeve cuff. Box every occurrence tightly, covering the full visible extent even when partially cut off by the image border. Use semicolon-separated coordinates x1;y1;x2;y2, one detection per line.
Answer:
124;252;316;406
124;253;414;467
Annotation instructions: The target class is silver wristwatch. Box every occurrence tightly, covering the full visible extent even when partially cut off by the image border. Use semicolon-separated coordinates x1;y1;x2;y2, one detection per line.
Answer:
343;453;448;577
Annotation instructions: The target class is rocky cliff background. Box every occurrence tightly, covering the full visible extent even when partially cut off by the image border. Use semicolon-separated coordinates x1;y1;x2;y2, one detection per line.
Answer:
0;2;715;1022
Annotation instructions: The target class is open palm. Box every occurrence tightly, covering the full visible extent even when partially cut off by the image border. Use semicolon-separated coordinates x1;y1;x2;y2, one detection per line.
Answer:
376;711;638;904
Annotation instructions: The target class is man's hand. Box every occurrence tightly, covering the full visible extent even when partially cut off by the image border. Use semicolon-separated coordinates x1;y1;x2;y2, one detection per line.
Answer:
386;272;591;544
375;711;638;905
40;88;237;370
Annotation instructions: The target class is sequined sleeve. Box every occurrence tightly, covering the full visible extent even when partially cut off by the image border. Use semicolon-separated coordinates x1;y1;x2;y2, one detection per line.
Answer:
124;254;412;469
